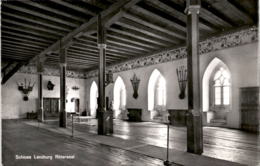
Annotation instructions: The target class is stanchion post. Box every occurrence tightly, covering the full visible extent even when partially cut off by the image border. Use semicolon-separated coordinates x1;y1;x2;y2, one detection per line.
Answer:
71;114;74;138
164;123;170;166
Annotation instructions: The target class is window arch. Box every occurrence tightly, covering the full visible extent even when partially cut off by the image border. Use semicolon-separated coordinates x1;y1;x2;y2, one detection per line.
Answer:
90;81;98;117
113;76;126;118
202;57;232;112
148;69;166;111
213;67;230;105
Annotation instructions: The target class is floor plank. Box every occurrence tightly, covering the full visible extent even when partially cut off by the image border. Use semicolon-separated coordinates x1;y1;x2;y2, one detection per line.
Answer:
71;119;260;166
2;120;173;166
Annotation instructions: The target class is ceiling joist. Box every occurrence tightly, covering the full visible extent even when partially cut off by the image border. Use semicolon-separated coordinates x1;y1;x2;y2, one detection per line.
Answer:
1;0;257;79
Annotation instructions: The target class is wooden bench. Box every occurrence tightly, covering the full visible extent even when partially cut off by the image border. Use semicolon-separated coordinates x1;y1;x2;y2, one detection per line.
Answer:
168;109;187;126
27;112;37;119
127;108;142;122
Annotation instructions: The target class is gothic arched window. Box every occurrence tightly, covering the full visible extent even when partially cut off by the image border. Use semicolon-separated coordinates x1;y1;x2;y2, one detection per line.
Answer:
148;69;166;111
90;81;98;117
155;76;166;106
113;76;126;118
213;67;230;106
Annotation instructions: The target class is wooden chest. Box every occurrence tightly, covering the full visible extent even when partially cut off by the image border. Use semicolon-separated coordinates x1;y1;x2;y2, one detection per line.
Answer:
240;87;260;133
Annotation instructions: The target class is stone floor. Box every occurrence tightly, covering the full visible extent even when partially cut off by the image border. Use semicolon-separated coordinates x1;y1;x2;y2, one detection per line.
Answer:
2;119;259;166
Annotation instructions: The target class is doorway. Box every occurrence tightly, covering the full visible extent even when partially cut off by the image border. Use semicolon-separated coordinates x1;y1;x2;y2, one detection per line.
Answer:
43;98;59;120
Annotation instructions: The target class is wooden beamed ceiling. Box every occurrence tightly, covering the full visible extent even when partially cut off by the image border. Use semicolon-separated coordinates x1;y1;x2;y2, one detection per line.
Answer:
1;0;258;74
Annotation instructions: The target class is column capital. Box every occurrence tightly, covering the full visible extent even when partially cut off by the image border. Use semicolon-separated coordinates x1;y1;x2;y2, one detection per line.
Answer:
60;63;67;67
37;61;44;74
185;5;200;15
97;43;107;49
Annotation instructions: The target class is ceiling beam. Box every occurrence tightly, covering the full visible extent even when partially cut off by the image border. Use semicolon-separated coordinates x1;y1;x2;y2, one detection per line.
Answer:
82;34;149;53
1;54;31;61
145;0;217;32
68;48;123;61
2;58;27;64
30;0;142;63
2;18;66;36
1;54;32;61
1;62;26;84
123;12;185;41
2;25;59;40
106;32;161;50
67;56;99;63
131;5;186;33
45;61;94;69
73;42;137;57
200;3;233;28
2;39;45;50
2;50;34;58
1;62;14;72
2;30;54;44
3;43;41;53
2;36;49;47
104;9;125;28
48;53;100;63
69;45;122;59
109;27;171;47
4;3;79;28
145;0;186;22
2;10;72;32
204;0;253;25
20;1;88;22
50;0;97;16
107;37;150;52
3;47;39;55
70;44;131;59
226;0;254;24
73;37;144;55
46;56;96;64
81;0;108;10
5;3;78;28
115;18;180;44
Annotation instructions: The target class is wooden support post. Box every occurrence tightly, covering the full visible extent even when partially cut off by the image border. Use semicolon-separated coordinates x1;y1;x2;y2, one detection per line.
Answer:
59;43;67;128
37;57;44;122
258;43;260;86
185;0;203;154
97;14;107;135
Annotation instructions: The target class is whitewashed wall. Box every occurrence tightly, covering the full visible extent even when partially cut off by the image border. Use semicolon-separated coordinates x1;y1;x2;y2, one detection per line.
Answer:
1;73;86;119
85;42;258;129
1;42;258;129
200;42;258;128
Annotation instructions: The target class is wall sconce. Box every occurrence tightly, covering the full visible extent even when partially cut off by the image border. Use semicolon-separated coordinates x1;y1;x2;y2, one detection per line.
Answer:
16;78;35;101
47;81;55;90
72;86;80;91
130;73;140;99
105;70;113;86
176;66;187;99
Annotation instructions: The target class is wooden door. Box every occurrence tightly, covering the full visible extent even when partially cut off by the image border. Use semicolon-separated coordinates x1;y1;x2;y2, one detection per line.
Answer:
240;87;259;133
44;98;59;119
43;98;51;118
74;98;80;113
51;98;59;116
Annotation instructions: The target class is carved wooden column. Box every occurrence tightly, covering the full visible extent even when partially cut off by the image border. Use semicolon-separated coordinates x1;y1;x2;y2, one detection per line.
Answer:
37;57;44;122
185;0;203;154
97;14;107;135
59;44;67;128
